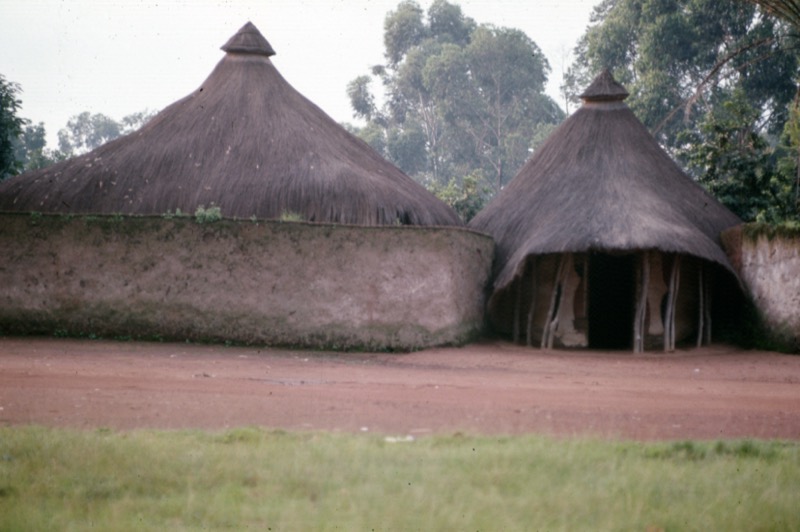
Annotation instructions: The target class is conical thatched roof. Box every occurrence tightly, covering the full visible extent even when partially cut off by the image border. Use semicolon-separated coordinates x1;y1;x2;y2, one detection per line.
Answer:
469;69;741;292
0;22;461;226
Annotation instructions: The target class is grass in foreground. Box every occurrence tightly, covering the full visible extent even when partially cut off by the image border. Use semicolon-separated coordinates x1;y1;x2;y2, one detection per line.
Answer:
0;426;797;531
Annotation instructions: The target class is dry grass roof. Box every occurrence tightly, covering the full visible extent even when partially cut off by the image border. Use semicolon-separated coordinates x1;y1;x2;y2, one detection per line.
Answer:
0;22;461;227
469;69;741;292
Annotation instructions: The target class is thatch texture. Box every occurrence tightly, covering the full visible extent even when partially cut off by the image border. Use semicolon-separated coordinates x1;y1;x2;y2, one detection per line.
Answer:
469;69;741;293
0;22;461;227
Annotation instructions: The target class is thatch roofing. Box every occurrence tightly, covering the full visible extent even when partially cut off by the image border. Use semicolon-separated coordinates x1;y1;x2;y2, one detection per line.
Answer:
221;21;275;56
469;69;741;292
579;68;629;101
0;22;461;226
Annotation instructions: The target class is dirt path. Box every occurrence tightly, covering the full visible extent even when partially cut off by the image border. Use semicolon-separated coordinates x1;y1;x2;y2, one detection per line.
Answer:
1;338;798;440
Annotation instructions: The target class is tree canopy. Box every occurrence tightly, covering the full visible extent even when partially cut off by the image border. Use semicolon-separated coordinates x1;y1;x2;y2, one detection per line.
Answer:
564;0;797;146
57;109;155;157
0;74;27;179
347;0;564;217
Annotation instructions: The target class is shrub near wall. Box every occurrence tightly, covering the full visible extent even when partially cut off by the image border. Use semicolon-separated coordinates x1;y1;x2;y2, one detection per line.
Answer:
0;213;493;350
722;224;800;352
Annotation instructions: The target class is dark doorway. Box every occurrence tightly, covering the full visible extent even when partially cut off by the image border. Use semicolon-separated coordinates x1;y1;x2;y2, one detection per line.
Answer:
588;253;635;349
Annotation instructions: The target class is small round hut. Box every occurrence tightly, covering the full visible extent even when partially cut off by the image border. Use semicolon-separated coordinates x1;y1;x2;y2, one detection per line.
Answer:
469;69;741;352
0;22;461;227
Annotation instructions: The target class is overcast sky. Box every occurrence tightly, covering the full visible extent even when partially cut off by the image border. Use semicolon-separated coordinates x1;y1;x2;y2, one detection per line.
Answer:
2;0;598;147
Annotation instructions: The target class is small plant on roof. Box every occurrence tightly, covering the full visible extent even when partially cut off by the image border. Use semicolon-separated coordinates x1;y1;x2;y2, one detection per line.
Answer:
162;208;187;219
194;204;222;223
279;211;304;222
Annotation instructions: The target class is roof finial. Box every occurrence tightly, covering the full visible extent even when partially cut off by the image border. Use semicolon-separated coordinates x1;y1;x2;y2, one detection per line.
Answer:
579;68;629;102
221;21;276;57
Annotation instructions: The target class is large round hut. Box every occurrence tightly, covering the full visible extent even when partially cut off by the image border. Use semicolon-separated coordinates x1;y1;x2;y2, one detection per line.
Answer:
0;22;461;227
469;70;741;352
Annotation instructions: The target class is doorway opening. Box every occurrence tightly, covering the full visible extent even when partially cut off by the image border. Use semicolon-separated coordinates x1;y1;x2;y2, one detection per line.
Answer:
588;253;635;349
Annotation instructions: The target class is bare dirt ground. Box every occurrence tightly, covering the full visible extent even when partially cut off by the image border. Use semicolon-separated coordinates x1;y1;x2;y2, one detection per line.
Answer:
1;337;798;441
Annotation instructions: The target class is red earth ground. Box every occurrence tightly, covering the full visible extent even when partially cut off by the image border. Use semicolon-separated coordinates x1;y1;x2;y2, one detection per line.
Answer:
1;337;798;441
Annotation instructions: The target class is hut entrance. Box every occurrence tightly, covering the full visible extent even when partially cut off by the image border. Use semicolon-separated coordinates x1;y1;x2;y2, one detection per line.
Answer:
588;253;635;349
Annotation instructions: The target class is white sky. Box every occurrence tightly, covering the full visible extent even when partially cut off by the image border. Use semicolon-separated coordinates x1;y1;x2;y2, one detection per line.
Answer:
1;0;598;147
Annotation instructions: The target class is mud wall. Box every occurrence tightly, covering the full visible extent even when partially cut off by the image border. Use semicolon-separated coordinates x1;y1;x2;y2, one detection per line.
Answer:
0;213;493;350
722;224;800;350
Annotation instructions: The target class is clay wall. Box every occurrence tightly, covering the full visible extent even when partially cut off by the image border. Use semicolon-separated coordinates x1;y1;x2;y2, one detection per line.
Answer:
722;224;800;350
0;214;493;350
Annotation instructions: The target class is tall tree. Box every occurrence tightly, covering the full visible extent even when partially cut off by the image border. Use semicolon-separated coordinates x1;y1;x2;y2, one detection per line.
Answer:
348;0;563;197
745;0;800;27
743;0;800;221
57;112;122;156
58;109;156;157
679;89;788;221
564;0;797;148
0;74;27;179
12;122;65;172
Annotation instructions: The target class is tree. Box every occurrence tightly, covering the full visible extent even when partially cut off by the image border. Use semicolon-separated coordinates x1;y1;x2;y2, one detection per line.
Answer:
120;109;156;133
57;109;155;157
429;25;564;192
346;75;378;122
744;0;800;222
775;104;800;221
428;169;491;222
12;122;66;172
0;74;27;179
745;0;800;28
679;89;792;221
563;0;797;149
347;0;563;196
57;112;121;156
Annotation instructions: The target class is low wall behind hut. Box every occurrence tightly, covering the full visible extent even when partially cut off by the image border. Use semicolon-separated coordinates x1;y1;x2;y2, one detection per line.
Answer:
722;224;800;351
0;213;493;350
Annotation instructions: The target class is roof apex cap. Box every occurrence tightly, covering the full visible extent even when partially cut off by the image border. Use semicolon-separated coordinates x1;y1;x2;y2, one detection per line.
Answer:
221;21;276;57
579;68;629;102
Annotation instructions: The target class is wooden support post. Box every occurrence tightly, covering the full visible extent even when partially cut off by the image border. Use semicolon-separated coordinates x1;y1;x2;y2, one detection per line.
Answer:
634;251;650;353
582;256;589;320
696;264;704;348
542;254;569;349
704;267;713;345
664;254;682;352
512;269;522;345
673;256;682;350
526;257;538;347
555;254;572;349
634;256;642;353
663;257;672;352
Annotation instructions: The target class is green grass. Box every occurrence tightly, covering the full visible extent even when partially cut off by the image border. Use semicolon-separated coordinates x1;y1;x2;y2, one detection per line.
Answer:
0;427;798;531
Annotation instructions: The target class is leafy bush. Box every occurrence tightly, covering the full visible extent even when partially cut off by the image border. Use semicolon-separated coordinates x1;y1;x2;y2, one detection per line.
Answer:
194;204;222;223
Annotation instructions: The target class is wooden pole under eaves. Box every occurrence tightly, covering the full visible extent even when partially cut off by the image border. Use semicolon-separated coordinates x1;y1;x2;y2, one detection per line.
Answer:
703;266;713;345
582;256;589;322
634;251;650;353
526;257;538;347
542;254;569;349
696;264;704;348
513;270;522;344
664;254;682;352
